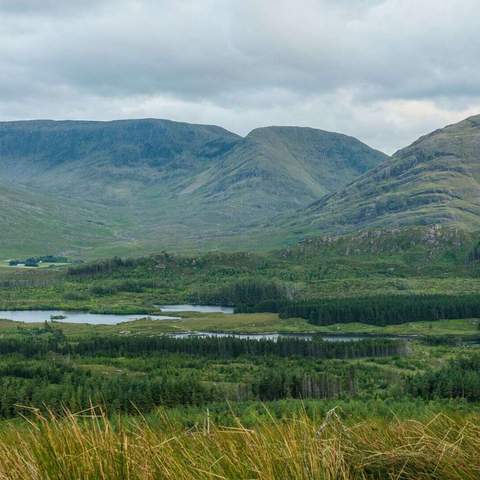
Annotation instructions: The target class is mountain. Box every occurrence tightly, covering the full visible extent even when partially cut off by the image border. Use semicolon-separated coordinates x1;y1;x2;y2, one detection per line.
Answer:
286;115;480;236
0;119;387;257
0;119;240;199
200;126;386;210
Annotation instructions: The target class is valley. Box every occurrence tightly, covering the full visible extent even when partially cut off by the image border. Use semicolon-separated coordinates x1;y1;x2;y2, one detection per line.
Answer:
2;116;480;479
3;1;479;476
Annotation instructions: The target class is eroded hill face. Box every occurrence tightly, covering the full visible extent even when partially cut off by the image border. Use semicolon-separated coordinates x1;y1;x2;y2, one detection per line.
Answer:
287;115;480;236
0;119;387;256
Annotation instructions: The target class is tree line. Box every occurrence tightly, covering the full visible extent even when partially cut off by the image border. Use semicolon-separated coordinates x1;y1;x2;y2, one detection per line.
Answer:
254;367;357;401
237;294;480;326
0;334;406;360
8;255;68;267
191;279;289;307
67;256;141;276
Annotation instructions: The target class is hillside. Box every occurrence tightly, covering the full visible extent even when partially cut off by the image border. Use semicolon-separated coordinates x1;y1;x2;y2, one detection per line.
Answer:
0;119;387;257
0;182;128;258
201;126;386;210
286;115;480;236
0;119;241;200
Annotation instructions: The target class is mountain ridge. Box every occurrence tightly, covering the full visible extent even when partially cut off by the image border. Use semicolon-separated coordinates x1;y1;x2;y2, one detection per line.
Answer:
3;114;480;258
0;118;388;257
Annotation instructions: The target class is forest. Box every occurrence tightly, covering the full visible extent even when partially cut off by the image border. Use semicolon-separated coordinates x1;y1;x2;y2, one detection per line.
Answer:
0;331;407;418
239;293;480;326
0;320;478;422
408;354;480;401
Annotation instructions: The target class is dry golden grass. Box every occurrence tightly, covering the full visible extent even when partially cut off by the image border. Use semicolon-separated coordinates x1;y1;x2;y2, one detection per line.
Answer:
0;407;479;479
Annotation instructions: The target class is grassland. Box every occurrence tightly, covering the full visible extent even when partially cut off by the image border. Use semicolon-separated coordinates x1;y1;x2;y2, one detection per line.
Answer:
1;408;479;479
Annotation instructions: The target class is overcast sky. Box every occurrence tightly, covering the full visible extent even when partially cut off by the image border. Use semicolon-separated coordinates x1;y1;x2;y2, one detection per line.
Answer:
1;0;479;153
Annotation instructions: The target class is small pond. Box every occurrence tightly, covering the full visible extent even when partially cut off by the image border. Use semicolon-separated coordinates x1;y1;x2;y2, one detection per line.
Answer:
0;310;179;325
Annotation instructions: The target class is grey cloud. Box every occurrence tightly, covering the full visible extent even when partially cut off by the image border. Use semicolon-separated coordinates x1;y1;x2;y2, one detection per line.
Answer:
0;0;111;15
0;0;479;153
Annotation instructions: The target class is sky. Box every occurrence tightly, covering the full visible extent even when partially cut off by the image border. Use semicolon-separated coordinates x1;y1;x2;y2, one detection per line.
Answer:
1;0;479;154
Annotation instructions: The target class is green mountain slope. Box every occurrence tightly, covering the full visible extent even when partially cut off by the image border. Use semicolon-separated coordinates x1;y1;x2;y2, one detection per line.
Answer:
0;182;130;258
201;126;386;211
0;119;241;200
0;119;387;257
286;115;480;236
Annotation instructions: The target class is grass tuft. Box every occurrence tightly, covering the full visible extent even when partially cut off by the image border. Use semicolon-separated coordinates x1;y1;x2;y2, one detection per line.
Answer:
0;407;479;479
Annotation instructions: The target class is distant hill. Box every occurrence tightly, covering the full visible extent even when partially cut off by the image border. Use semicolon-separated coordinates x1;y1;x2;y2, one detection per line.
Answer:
285;115;480;237
0;119;387;257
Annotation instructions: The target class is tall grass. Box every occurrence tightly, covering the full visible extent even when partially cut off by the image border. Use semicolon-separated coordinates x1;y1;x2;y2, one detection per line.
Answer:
0;407;479;479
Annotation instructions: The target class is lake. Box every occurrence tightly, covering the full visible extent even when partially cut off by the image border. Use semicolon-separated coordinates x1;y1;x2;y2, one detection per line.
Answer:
158;304;234;314
0;310;179;325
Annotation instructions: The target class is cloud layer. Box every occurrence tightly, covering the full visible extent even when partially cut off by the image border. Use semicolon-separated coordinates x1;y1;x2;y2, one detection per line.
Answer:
1;0;479;153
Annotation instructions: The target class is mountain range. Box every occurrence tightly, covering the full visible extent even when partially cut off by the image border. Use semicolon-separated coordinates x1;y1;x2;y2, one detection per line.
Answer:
0;115;479;258
283;115;480;237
